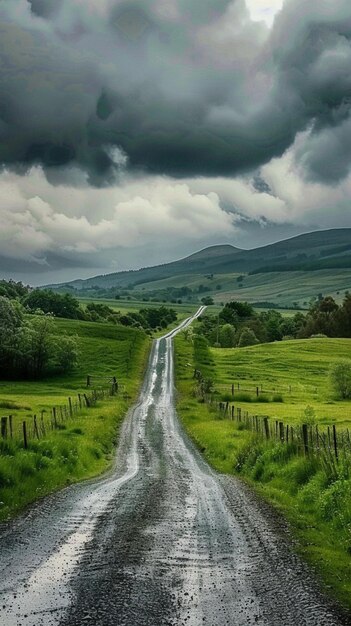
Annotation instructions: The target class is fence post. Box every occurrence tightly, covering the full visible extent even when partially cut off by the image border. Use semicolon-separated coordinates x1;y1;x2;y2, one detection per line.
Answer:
9;415;13;439
231;383;234;397
263;417;270;440
23;421;28;449
41;415;46;437
256;386;259;398
84;394;91;408
302;424;309;456
1;417;7;439
68;397;73;417
33;415;40;440
87;375;91;387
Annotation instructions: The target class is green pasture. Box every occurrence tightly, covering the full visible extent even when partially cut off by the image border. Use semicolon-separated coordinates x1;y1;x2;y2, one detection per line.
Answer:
216;269;351;307
174;333;351;610
0;318;150;521
78;297;196;321
212;338;351;427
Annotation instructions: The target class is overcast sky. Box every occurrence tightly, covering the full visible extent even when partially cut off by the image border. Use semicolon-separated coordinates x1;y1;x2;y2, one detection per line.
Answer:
1;0;351;285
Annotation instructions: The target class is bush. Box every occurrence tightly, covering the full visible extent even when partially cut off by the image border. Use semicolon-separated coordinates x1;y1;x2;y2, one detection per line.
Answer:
330;360;351;399
238;328;259;347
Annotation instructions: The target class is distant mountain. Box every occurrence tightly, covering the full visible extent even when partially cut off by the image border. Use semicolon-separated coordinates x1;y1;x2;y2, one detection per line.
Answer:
49;244;242;291
48;229;351;292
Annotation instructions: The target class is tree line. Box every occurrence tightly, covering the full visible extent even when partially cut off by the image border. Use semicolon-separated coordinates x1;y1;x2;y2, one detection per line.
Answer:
195;295;351;348
0;297;78;379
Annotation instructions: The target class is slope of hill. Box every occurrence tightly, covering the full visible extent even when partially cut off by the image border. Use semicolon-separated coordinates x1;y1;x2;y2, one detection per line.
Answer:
47;229;351;307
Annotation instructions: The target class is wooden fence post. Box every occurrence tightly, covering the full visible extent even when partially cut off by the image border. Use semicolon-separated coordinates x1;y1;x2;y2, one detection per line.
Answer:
87;375;91;387
41;415;46;437
263;417;270;440
33;415;40;440
68;397;73;417
53;407;58;428
1;417;7;439
302;424;309;456
84;394;90;408
9;415;13;439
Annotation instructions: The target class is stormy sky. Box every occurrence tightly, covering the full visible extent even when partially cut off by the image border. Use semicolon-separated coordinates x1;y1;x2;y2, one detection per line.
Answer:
1;0;351;284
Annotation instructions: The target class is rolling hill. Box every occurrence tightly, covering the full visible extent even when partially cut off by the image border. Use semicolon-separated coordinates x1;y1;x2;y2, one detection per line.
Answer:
47;229;351;308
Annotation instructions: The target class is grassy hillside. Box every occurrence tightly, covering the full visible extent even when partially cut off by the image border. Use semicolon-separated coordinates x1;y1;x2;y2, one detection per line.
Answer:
0;319;150;521
175;334;351;609
48;229;351;308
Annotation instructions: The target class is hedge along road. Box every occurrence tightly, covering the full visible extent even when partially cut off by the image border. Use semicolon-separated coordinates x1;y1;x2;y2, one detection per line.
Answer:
0;307;348;626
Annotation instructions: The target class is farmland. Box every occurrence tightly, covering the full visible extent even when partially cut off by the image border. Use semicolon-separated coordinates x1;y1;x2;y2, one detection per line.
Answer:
0;318;150;521
175;333;351;608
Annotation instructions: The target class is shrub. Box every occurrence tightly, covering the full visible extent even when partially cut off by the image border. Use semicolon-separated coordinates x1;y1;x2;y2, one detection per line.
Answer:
238;328;259;347
330;360;351;399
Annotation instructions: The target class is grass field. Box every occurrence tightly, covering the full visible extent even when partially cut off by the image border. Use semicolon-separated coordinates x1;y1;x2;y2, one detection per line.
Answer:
79;267;351;309
174;333;351;610
216;269;351;307
78;297;197;320
213;338;351;427
0;319;150;521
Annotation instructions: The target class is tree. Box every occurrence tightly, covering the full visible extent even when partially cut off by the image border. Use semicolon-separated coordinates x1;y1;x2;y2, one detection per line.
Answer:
201;296;214;305
219;324;236;348
23;290;83;320
0;297;24;375
238;328;259;347
330;361;351;399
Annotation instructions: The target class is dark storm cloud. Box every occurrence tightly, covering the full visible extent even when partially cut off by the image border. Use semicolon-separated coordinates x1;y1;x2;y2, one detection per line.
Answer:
1;0;351;184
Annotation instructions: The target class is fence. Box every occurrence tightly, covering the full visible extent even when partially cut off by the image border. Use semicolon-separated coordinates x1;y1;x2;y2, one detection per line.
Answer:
216;382;319;398
209;400;351;477
0;384;118;450
193;370;350;468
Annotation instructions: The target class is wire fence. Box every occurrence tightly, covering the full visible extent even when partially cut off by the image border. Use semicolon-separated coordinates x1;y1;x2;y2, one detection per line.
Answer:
0;380;119;450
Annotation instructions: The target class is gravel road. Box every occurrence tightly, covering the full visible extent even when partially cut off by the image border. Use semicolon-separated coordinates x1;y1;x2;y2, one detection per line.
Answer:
0;308;349;626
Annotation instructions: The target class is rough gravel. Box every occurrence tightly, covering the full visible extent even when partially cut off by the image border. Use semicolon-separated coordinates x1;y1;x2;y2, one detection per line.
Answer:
0;308;349;626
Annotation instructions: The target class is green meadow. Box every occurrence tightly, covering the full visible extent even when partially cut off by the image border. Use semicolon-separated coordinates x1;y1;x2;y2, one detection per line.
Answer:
175;333;351;609
213;338;351;427
0;318;150;521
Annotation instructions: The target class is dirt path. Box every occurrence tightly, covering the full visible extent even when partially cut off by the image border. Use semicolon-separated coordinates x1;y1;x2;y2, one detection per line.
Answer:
0;308;349;626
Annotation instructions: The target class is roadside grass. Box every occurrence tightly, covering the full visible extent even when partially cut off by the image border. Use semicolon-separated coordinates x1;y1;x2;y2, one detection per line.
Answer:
174;333;351;610
0;319;150;521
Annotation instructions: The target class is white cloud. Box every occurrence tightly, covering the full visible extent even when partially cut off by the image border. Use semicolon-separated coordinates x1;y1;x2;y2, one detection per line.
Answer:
0;169;236;264
246;0;283;25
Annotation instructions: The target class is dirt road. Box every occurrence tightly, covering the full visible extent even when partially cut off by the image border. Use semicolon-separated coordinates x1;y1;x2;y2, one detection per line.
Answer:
0;308;348;626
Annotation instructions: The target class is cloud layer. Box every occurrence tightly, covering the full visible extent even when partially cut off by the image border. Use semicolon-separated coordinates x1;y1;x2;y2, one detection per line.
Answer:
1;0;351;184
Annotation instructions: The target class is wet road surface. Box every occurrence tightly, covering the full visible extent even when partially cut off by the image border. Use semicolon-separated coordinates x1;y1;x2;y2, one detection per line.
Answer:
0;308;349;626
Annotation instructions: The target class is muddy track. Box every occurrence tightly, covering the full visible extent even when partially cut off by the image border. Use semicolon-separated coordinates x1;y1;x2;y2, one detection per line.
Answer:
0;308;349;626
